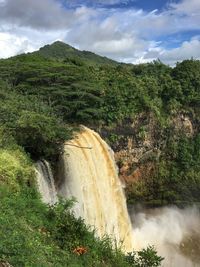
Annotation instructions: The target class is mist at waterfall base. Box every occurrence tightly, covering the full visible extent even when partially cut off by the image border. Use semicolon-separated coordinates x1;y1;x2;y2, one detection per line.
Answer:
129;205;200;267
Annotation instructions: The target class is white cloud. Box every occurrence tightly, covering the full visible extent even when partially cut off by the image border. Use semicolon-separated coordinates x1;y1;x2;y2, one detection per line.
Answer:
0;32;33;58
0;0;75;30
0;28;67;59
94;38;137;54
142;37;200;65
169;0;200;15
160;38;200;65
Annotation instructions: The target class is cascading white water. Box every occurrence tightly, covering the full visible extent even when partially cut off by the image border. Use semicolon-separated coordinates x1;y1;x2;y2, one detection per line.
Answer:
35;160;57;205
57;126;133;252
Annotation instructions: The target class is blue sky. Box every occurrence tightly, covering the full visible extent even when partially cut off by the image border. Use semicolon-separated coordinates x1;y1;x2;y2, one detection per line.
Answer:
69;0;170;11
0;0;200;65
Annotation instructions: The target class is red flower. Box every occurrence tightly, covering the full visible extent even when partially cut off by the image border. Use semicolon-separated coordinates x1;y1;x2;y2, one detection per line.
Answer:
73;246;87;255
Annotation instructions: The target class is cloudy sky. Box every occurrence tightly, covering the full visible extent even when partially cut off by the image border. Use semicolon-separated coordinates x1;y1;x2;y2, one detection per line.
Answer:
0;0;200;65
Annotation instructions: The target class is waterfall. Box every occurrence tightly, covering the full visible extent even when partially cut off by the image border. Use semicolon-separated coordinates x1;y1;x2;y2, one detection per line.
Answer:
35;160;57;205
57;126;133;252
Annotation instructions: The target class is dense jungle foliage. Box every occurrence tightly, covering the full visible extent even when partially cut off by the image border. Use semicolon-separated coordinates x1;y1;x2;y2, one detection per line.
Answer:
0;41;200;265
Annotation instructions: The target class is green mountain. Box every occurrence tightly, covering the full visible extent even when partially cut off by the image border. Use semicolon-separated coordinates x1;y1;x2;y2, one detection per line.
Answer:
34;41;118;66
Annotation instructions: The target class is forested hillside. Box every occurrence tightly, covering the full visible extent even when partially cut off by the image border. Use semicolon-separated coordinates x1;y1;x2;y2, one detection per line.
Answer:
0;42;200;206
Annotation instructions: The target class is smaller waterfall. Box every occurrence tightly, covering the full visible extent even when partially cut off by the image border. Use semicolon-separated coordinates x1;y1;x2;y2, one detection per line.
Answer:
35;160;57;205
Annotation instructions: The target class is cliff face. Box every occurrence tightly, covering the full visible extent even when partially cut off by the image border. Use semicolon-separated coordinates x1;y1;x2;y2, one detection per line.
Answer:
100;113;161;185
98;111;199;204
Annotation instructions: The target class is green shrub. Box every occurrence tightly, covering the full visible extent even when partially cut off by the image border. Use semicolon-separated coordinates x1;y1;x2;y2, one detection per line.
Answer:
0;148;34;191
125;246;164;267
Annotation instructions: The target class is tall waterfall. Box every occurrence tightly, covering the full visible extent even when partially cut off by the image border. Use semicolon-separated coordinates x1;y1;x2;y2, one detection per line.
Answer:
35;160;57;205
57;126;133;252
